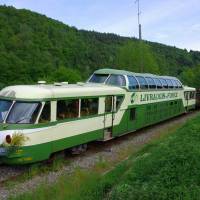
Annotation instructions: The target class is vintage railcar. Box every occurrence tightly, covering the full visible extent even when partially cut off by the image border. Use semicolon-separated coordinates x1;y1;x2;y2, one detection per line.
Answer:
196;89;200;108
0;69;196;164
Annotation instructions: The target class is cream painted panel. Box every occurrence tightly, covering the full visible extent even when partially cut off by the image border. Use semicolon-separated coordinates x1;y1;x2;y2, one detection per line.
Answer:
99;97;105;114
51;101;57;122
24;107;126;146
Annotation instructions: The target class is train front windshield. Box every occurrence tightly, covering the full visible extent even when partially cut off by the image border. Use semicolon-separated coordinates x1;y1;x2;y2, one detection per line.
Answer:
6;102;41;124
89;74;109;83
0;100;41;124
0;100;13;123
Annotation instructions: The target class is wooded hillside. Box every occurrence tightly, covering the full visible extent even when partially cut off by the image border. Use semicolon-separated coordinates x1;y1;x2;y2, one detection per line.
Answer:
0;5;200;88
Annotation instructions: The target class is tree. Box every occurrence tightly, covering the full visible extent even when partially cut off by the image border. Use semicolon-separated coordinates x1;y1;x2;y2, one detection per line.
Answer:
53;66;82;83
180;65;200;88
115;41;160;74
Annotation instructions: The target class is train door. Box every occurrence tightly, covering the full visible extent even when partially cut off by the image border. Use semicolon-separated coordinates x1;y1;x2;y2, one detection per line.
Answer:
127;107;136;131
184;91;189;111
103;96;115;141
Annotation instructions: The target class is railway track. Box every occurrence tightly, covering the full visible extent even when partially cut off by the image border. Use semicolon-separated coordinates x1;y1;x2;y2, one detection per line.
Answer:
0;110;199;199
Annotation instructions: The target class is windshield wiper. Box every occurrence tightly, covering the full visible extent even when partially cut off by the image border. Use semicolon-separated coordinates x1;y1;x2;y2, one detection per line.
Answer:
15;117;31;124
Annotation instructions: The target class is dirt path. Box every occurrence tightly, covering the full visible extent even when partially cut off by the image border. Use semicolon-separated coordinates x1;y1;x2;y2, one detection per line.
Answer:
0;111;199;200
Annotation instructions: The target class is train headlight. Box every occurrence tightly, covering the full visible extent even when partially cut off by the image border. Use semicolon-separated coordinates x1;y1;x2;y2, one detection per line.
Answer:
6;135;12;144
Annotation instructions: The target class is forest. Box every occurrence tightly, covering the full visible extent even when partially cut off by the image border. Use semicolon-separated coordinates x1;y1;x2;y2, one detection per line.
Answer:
0;5;200;89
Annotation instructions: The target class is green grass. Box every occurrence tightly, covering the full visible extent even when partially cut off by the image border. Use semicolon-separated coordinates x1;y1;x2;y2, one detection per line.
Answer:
10;114;200;200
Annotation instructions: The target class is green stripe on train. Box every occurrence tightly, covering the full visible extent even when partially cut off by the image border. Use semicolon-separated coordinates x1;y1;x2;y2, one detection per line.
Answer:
1;129;103;165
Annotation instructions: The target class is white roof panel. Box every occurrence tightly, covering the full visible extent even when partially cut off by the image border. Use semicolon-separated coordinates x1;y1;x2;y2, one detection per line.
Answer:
0;83;125;100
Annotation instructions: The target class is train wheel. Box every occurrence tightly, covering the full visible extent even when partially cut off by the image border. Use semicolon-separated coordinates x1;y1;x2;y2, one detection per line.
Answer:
46;153;56;164
71;144;88;155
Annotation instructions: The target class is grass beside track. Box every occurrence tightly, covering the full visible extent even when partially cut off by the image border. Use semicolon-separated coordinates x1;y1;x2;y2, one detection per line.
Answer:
10;114;200;200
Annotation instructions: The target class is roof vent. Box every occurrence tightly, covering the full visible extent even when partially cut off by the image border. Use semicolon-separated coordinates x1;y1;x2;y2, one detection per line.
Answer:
38;81;46;85
77;82;84;86
54;82;62;86
61;82;68;85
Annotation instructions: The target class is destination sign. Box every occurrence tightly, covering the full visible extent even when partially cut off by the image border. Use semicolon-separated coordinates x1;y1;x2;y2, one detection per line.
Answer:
140;92;178;102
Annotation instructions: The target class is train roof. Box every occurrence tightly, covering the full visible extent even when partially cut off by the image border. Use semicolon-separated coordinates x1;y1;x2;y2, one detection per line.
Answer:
0;83;125;100
94;68;180;80
183;86;196;91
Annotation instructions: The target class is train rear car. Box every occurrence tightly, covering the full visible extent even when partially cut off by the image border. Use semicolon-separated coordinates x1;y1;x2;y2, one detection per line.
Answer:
196;89;200;108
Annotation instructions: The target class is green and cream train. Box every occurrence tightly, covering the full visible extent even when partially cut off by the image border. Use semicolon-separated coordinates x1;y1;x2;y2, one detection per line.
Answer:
0;69;196;164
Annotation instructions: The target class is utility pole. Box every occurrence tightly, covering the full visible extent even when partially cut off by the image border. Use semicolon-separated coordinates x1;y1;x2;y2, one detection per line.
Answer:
135;0;144;73
135;0;143;72
135;0;142;40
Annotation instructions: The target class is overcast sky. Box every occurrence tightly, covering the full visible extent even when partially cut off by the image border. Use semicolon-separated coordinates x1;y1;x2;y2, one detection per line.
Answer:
1;0;200;51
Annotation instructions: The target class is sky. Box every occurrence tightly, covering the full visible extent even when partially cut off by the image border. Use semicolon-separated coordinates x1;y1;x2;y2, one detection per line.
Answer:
0;0;200;51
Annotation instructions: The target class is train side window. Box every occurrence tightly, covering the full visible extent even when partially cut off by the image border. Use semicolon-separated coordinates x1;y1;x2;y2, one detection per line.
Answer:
81;98;98;116
184;92;189;100
39;102;50;123
57;99;79;120
190;92;195;99
130;108;136;121
176;80;183;88
136;76;148;89
116;96;124;110
153;78;162;89
160;79;168;89
166;79;174;89
105;96;113;112
106;75;126;87
127;76;139;90
172;80;178;88
146;77;156;89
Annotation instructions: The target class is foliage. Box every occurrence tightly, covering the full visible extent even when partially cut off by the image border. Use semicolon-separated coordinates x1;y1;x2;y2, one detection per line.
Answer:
116;41;160;74
180;65;200;88
10;133;29;146
1;132;29;147
108;115;200;200
53;66;82;83
0;5;200;89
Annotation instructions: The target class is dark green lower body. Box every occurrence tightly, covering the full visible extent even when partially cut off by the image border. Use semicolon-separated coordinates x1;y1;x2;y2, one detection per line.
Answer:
1;99;187;165
0;130;103;165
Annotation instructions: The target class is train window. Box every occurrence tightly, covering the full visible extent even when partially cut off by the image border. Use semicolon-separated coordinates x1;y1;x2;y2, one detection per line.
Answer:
184;92;189;100
106;75;126;87
160;79;168;89
0;100;12;123
130;108;136;121
175;80;182;88
127;76;139;90
116;96;124;110
81;98;98;116
166;79;174;89
89;74;109;83
39;102;50;123
136;76;148;89
153;78;162;89
197;92;200;98
7;102;41;124
57;99;79;120
190;92;195;99
105;96;113;112
146;77;156;89
171;80;178;88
